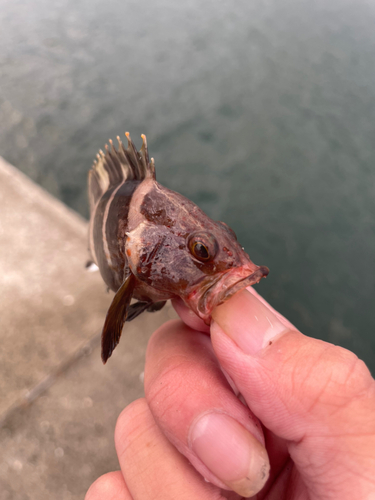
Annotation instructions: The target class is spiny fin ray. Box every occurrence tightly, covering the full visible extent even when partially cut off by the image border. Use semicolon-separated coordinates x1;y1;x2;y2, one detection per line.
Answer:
88;132;156;207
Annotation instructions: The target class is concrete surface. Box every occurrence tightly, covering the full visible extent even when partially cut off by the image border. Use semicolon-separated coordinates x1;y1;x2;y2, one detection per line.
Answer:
0;157;177;499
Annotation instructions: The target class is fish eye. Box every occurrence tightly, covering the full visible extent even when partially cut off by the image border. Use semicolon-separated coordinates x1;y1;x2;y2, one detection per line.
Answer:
192;241;209;260
188;232;218;262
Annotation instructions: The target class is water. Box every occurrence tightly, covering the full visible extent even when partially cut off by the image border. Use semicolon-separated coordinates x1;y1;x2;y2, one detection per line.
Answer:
1;0;374;371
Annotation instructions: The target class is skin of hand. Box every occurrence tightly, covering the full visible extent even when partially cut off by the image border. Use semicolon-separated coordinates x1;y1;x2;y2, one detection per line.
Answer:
85;287;375;500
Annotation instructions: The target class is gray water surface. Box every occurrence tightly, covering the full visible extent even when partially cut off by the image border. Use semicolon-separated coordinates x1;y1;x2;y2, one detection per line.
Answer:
1;0;375;370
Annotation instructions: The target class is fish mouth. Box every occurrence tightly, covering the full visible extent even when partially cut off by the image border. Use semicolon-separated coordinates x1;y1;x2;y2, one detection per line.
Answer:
194;265;269;323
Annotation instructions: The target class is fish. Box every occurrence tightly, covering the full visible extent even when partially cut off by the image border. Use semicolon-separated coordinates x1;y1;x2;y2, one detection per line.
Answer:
88;132;269;363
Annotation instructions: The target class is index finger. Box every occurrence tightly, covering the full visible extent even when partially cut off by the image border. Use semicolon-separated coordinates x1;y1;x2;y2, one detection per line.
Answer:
171;298;210;333
144;319;270;497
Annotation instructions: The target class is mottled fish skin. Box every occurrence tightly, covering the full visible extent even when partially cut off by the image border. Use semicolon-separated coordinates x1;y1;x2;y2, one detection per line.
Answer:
88;133;268;363
88;133;154;291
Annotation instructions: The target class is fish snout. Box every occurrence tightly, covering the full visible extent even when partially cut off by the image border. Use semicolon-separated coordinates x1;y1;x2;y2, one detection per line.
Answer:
187;263;269;324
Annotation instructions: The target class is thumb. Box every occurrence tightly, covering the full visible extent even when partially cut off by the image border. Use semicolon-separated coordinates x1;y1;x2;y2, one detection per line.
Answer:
211;289;375;499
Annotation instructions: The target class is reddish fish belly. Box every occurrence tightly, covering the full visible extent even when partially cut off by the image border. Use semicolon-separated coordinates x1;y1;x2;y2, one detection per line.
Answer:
186;264;269;324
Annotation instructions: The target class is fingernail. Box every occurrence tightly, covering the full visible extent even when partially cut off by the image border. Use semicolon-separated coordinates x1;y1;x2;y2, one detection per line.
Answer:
189;412;269;497
212;289;288;355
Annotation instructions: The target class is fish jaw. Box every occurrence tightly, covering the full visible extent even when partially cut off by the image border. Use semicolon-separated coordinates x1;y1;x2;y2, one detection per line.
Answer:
185;264;269;324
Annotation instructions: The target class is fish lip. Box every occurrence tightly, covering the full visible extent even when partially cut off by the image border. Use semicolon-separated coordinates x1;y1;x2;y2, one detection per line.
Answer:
197;265;269;323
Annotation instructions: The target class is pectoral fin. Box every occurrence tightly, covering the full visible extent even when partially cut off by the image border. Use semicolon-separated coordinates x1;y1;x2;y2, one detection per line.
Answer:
147;301;166;313
125;300;167;322
101;274;136;364
126;301;151;322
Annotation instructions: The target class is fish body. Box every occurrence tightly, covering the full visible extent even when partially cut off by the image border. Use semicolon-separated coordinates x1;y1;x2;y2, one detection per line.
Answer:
88;133;268;363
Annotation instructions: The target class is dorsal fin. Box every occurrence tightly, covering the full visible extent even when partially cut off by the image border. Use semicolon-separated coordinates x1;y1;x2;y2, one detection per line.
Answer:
88;132;156;212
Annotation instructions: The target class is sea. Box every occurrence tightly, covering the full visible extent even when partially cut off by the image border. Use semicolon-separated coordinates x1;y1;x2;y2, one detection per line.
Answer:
1;0;375;371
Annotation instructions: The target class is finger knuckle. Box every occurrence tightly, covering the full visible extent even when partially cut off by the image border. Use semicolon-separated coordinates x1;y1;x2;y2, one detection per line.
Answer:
291;343;374;414
115;398;151;448
146;355;191;417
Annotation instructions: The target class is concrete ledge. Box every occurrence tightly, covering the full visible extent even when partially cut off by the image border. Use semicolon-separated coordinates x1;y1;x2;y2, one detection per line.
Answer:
0;156;112;415
0;157;176;499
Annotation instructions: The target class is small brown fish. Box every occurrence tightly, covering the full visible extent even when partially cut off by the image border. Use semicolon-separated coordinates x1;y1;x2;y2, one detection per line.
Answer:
88;132;269;363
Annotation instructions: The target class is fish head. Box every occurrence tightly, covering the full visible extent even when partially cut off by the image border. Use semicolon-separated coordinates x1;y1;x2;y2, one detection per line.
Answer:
126;215;268;323
180;221;269;323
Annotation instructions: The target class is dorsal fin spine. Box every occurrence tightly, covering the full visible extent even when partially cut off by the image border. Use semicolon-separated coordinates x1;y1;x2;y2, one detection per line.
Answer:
88;132;156;208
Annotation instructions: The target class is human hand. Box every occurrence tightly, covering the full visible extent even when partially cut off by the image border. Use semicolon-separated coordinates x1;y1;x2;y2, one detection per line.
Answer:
86;288;375;499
